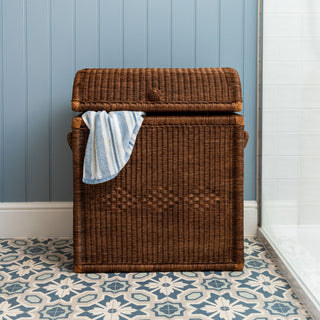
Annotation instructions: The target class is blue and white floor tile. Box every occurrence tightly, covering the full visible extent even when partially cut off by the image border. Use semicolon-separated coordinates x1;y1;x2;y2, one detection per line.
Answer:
0;237;312;319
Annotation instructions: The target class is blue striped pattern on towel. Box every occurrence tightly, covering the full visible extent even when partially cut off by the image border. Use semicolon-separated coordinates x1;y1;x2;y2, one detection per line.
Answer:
82;111;145;184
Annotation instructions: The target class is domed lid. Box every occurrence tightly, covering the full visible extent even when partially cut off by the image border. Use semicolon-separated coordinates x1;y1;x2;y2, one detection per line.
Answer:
72;67;242;113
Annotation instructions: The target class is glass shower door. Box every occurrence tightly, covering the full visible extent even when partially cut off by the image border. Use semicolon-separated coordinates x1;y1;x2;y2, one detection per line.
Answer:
260;0;320;316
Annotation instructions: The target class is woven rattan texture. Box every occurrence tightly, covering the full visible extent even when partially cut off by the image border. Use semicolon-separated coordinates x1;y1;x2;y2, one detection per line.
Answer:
72;68;242;112
72;115;244;272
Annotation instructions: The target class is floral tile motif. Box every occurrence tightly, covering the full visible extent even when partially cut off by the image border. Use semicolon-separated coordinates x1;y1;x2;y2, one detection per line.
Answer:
190;291;260;319
77;295;146;319
34;274;95;303
0;256;53;280
134;272;197;300
235;270;290;298
0;296;34;319
0;237;313;320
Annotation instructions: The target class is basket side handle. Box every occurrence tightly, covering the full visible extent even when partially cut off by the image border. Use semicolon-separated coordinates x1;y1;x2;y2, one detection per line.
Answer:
67;132;72;150
244;131;249;148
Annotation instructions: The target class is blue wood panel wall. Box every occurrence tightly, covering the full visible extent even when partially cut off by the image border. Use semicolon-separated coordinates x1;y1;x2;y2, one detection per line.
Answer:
0;0;257;201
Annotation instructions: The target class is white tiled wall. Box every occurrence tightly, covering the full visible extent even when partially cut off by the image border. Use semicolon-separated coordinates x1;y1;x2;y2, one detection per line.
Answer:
264;0;320;14
262;0;320;225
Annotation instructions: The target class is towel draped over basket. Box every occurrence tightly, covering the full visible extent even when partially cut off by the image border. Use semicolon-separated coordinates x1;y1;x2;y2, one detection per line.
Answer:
82;111;145;184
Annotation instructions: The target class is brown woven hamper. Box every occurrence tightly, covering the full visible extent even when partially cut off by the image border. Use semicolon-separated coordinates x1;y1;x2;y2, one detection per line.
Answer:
68;68;248;273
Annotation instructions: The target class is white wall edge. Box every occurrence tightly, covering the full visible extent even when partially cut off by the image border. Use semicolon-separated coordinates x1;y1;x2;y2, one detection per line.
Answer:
0;201;258;238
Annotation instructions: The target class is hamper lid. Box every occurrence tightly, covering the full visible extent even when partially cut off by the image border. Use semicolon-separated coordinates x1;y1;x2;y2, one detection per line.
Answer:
72;68;242;112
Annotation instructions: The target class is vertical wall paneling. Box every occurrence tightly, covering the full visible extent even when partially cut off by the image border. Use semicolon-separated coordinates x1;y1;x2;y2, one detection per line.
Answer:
123;0;147;68
100;0;123;68
148;0;171;68
2;0;27;201
244;0;257;200
51;0;73;201
0;0;258;201
26;0;50;201
195;0;220;67
220;0;244;88
172;0;195;67
75;0;99;69
0;0;3;201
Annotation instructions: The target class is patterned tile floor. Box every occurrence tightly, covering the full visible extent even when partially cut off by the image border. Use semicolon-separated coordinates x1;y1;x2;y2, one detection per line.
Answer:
0;237;312;320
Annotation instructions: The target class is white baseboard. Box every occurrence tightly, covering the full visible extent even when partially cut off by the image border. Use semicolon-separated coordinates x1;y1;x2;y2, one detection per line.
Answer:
0;201;258;238
244;201;258;236
0;202;73;238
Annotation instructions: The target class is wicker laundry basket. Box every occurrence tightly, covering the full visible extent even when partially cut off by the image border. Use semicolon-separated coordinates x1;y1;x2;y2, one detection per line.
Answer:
68;68;248;273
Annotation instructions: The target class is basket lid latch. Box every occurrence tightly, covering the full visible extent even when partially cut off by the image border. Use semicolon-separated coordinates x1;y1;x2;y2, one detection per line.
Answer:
147;88;162;101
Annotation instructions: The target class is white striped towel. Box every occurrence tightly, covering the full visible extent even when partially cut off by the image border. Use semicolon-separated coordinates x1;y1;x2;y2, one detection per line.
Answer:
82;110;145;184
